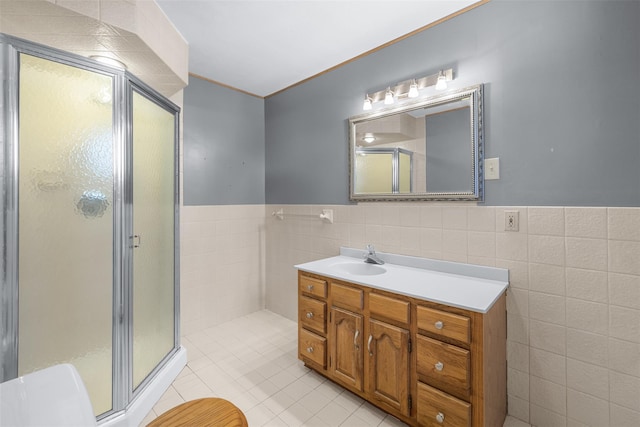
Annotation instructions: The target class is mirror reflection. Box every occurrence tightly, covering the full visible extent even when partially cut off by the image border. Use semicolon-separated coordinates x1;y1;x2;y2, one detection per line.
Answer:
349;85;483;201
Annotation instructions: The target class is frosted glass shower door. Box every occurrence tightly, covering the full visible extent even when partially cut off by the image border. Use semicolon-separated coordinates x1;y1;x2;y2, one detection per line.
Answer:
354;152;394;194
131;90;176;389
17;54;114;415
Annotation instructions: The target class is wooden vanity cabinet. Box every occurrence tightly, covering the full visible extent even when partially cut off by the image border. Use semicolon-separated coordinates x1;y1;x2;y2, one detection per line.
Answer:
415;299;507;427
329;306;363;390
297;271;506;427
366;317;410;417
298;274;328;370
328;282;364;390
366;292;411;417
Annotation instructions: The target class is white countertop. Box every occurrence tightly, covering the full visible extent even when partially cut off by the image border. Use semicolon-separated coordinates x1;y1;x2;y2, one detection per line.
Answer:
295;248;509;313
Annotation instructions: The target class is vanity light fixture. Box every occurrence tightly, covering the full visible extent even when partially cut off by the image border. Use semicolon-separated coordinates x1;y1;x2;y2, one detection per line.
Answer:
362;68;454;110
435;70;447;90
363;94;373;111
384;87;395;105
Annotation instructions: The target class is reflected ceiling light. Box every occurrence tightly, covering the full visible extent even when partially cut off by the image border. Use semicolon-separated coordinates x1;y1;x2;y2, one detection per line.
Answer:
89;55;127;70
435;70;447;90
363;94;373;110
95;87;112;104
362;134;375;143
384;87;395;105
362;68;454;110
408;79;419;98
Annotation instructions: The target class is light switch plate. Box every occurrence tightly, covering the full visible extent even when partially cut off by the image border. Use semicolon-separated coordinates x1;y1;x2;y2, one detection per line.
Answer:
485;157;500;180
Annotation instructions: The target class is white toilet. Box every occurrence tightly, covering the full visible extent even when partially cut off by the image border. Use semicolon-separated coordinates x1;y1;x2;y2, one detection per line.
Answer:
0;364;96;426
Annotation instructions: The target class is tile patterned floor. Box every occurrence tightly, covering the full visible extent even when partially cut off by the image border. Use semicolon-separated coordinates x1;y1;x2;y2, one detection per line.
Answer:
141;310;530;427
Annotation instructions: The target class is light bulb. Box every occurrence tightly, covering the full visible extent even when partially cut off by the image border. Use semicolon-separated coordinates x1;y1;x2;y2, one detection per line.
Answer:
363;95;372;110
384;87;394;105
363;134;375;143
435;72;447;90
408;80;419;98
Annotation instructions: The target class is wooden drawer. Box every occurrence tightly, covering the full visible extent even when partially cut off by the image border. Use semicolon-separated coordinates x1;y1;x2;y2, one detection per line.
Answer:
369;293;410;326
417;306;470;345
331;283;363;311
417;382;471;427
299;296;326;334
299;275;327;299
298;328;326;368
416;335;470;399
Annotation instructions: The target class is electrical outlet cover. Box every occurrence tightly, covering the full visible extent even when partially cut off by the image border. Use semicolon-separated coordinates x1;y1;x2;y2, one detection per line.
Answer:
505;210;519;231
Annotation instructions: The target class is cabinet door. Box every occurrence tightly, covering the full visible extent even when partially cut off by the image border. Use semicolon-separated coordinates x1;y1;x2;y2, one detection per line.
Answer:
366;319;410;416
330;307;363;391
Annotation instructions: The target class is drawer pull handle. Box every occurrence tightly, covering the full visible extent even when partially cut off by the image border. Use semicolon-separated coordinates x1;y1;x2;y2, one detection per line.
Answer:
435;320;444;330
435;362;444;371
354;329;360;350
436;412;445;424
306;347;314;353
306;312;314;319
307;284;314;292
367;334;373;356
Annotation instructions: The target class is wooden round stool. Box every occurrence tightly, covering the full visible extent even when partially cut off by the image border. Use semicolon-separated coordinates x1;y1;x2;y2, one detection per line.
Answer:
147;397;248;427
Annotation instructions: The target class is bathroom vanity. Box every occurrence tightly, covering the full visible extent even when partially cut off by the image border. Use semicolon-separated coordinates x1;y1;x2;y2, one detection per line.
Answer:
295;248;509;427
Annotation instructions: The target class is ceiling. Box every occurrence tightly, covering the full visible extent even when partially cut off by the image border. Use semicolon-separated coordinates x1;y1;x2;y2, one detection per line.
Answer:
155;0;481;98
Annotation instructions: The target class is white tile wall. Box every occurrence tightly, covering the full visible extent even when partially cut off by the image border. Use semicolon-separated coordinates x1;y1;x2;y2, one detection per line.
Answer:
179;204;640;426
256;204;640;426
180;205;266;336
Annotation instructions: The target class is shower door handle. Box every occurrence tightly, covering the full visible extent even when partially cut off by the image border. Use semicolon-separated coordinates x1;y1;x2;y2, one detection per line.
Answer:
131;234;141;248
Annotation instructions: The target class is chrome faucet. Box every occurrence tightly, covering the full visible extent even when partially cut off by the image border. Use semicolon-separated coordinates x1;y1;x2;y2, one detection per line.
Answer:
364;245;385;265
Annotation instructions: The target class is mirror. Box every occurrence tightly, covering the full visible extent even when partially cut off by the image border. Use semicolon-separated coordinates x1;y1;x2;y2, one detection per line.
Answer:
349;84;483;201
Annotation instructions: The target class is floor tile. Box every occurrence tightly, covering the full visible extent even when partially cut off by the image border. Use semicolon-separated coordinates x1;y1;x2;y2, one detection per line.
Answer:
316;400;352;425
142;310;529;427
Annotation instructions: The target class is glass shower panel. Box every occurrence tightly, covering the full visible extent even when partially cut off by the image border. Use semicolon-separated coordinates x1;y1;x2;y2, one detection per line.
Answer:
17;54;114;415
131;91;175;389
399;151;411;193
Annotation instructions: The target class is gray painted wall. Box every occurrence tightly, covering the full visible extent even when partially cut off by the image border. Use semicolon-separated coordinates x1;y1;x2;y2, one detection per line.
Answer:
183;76;265;205
426;108;472;193
265;0;640;206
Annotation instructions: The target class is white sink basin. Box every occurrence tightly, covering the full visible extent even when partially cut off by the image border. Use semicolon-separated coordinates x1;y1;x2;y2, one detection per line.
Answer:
330;262;387;276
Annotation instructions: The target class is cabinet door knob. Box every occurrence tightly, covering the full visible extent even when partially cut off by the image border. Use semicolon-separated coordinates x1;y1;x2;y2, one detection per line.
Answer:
436;412;445;424
354;329;360;350
435;361;444;371
307;284;314;292
306;347;314;353
367;334;374;356
434;320;444;330
306;312;314;319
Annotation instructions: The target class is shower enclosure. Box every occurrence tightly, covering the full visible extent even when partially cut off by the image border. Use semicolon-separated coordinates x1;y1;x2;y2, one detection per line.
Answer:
0;35;183;423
